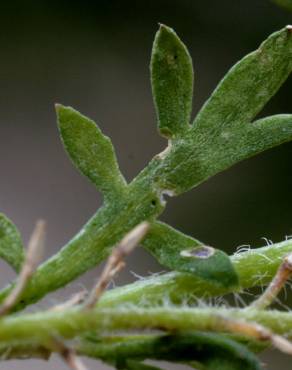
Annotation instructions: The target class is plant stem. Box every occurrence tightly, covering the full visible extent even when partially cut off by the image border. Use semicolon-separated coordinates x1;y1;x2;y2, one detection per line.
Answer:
97;239;292;307
0;173;165;308
250;253;292;309
0;306;292;347
1;216;289;313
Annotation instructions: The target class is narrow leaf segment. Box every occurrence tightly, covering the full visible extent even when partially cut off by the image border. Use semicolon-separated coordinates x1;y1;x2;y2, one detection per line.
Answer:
151;24;193;139
194;26;292;132
0;213;24;273
56;104;127;201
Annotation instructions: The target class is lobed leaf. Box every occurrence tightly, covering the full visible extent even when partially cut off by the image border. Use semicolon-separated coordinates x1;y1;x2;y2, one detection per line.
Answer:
158;27;292;194
56;105;127;201
143;221;239;288
194;26;292;134
0;213;24;272
151;24;193;139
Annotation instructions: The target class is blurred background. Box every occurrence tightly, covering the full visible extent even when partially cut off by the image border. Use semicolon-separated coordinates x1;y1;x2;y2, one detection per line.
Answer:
0;0;291;369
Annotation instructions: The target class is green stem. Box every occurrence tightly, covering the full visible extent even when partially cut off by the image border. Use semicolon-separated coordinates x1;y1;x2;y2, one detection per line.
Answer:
0;133;217;309
0;306;291;346
0;128;241;308
97;239;292;307
1;211;290;313
0;171;166;308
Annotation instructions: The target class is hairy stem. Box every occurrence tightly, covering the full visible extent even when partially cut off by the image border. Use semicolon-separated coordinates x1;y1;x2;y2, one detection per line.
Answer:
0;306;291;347
97;239;292;307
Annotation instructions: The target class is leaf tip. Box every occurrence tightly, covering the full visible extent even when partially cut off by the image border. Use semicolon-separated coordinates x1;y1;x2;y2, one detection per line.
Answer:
158;23;174;34
54;103;64;114
155;23;179;46
55;105;77;131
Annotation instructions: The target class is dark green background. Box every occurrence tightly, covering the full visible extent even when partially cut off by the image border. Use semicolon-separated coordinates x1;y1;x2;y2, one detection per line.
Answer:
0;1;291;369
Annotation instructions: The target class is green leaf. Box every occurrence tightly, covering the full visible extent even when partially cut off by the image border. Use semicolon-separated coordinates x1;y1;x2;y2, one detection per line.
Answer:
159;27;292;194
194;26;292;133
185;114;292;187
151;24;193;139
230;114;292;165
153;333;262;370
143;222;239;289
246;114;292;150
83;333;261;370
56;105;127;201
0;213;24;272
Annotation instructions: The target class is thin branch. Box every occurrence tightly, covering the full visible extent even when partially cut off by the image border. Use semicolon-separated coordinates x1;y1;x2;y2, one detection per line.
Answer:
0;220;46;316
218;315;292;354
250;253;292;310
94;238;292;309
60;347;88;370
50;339;88;370
84;222;150;309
